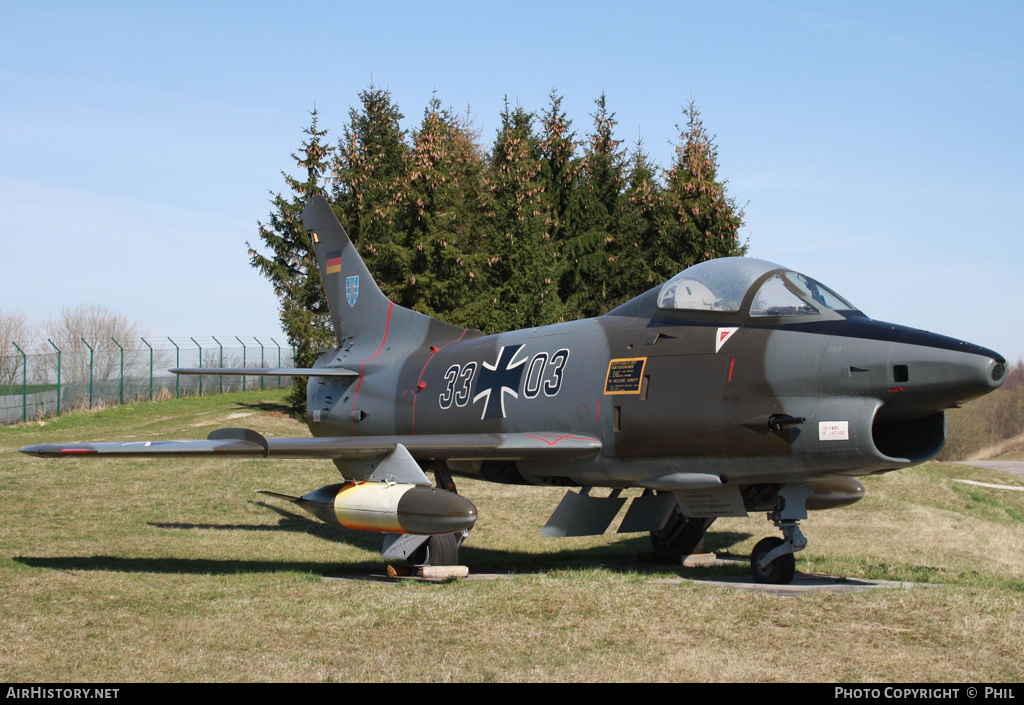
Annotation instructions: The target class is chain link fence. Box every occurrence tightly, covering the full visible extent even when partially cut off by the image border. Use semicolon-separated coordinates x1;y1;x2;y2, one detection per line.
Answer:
0;337;294;425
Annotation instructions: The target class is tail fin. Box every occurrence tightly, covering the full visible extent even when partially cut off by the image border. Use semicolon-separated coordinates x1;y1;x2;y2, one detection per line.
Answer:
301;195;475;349
302;195;393;342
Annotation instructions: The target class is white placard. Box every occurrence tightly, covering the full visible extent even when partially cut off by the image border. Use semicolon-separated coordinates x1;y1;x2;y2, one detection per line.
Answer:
818;421;849;441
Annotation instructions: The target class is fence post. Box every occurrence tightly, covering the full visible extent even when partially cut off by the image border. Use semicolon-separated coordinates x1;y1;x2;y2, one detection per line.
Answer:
255;338;265;391
81;338;94;408
212;336;223;394
190;338;202;396
47;339;61;416
235;336;246;392
168;338;180;398
271;338;282;389
12;343;26;422
111;338;123;405
141;337;153;401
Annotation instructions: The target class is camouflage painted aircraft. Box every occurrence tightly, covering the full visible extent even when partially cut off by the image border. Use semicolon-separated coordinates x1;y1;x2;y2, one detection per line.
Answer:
21;196;1007;584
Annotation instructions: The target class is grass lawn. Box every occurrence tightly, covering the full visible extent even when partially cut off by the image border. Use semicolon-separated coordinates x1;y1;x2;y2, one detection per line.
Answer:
2;391;1023;682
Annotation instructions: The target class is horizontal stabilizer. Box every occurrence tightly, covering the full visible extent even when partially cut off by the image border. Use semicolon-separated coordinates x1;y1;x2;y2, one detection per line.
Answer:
170;367;358;377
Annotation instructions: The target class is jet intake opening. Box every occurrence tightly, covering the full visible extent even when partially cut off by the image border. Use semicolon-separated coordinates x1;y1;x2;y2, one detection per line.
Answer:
871;411;945;463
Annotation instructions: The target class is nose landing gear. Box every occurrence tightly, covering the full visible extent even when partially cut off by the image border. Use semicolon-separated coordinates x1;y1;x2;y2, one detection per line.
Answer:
750;484;809;584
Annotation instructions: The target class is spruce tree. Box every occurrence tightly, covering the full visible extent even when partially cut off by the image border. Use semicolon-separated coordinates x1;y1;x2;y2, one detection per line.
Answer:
468;100;562;333
258;94;748;379
659;100;746;272
404;96;488;327
331;85;413;303
619;138;666;296
558;94;627;318
538;91;579;247
249;110;334;416
581;94;625;232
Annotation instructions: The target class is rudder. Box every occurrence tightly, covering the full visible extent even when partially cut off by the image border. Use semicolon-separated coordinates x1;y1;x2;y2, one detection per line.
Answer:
302;195;392;342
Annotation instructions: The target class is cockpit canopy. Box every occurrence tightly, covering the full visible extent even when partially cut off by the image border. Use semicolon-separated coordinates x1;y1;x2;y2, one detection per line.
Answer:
656;257;859;319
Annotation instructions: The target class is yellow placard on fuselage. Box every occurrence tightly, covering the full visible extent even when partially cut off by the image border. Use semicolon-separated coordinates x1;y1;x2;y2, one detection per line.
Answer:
604;357;647;395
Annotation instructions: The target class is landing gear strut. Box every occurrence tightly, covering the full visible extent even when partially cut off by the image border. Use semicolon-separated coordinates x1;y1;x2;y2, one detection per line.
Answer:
750;484;809;585
405;462;468;567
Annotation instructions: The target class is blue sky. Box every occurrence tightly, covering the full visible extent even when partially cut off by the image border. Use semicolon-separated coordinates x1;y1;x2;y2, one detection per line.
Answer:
2;1;1021;360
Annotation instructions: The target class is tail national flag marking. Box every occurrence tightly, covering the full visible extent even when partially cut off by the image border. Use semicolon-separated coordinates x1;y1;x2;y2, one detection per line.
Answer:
325;250;342;274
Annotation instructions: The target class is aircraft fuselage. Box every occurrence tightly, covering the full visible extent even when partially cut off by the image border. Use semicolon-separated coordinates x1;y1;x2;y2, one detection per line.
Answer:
306;293;1004;490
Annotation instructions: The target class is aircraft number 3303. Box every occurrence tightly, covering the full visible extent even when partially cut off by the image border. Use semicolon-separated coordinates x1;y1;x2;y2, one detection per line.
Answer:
438;347;570;415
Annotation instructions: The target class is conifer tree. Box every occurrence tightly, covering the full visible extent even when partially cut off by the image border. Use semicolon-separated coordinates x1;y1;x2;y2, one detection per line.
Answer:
249;110;334;415
331;86;413;303
468;100;562;333
619;138;667;296
580;94;625;232
559;94;627;318
538;91;579;246
255;94;750;415
404;96;488;326
658;100;746;273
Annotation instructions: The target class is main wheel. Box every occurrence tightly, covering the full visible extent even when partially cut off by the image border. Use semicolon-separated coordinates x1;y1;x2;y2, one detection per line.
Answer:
407;533;460;566
750;536;796;584
650;510;714;562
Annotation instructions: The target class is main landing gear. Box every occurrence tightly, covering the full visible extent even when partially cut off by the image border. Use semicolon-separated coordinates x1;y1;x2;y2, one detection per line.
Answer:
405;462;468;567
407;531;465;567
649;507;715;562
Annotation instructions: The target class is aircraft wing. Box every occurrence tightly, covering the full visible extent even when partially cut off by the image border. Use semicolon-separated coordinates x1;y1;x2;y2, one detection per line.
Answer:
20;428;602;461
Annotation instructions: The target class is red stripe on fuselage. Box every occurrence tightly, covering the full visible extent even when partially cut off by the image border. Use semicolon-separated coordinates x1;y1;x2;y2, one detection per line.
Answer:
351;302;394;435
524;433;583;446
411;328;469;435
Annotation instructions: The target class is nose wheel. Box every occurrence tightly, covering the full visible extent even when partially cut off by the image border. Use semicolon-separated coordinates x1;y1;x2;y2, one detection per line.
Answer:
751;536;795;584
751;519;806;584
749;484;810;584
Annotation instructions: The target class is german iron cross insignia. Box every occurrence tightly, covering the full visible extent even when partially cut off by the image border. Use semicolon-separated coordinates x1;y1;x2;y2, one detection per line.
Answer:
346;276;359;307
473;345;528;420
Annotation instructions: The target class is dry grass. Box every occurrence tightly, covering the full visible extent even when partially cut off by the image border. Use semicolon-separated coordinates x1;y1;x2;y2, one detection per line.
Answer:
2;391;1023;682
940;359;1024;461
970;431;1024;461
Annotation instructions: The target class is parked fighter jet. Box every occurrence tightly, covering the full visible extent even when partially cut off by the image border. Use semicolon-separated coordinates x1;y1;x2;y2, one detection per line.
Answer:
21;196;1007;583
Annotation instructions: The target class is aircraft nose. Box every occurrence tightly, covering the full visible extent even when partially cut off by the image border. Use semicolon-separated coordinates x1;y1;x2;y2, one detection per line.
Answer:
983;360;1007;387
953;351;1008;401
887;332;1006;413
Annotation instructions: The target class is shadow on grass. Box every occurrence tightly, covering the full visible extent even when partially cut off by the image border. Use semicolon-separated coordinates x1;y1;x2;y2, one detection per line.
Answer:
146;500;372;546
13;554;386;576
13;547;753;580
13;501;757;580
235;399;297;417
